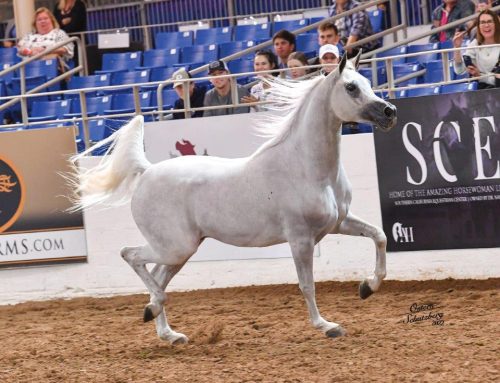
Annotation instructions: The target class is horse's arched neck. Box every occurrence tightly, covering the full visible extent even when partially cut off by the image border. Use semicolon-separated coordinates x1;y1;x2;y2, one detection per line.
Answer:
286;79;343;179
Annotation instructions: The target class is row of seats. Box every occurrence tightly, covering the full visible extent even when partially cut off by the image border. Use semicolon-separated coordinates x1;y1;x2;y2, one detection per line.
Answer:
95;35;319;75
154;11;384;49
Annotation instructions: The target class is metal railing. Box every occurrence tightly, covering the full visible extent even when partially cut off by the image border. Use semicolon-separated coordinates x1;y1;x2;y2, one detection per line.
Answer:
0;36;84;125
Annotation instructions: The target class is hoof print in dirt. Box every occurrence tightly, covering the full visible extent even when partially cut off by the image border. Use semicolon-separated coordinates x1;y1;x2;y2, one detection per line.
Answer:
359;281;374;300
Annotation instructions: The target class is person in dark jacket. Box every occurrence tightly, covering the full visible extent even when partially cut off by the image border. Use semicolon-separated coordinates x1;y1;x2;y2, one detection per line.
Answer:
53;0;87;35
171;68;207;119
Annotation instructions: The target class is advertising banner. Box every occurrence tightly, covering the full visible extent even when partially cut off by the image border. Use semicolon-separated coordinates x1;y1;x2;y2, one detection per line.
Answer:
0;127;87;267
374;88;500;251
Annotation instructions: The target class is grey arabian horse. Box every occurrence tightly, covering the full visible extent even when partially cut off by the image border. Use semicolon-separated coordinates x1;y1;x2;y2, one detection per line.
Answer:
70;53;397;344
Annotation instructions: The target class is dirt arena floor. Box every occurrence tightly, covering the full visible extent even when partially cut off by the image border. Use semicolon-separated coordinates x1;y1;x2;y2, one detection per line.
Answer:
0;278;498;383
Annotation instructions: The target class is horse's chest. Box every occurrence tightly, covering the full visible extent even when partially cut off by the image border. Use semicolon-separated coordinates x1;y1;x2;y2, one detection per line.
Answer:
302;186;343;230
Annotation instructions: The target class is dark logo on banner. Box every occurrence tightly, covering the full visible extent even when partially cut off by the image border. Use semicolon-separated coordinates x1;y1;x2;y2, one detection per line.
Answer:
0;157;25;233
392;222;414;243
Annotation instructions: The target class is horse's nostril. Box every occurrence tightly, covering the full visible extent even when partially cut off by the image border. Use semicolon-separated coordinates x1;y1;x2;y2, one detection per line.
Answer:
384;106;395;118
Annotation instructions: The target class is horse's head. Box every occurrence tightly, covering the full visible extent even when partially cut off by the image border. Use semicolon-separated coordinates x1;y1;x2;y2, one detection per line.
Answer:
327;52;397;132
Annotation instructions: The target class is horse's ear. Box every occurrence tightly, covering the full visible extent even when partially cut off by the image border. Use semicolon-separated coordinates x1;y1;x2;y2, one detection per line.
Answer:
338;53;347;75
353;49;363;70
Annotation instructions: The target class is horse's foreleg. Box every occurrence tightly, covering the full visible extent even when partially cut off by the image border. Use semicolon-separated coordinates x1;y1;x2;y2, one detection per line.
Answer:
150;264;189;344
290;238;347;338
336;212;387;299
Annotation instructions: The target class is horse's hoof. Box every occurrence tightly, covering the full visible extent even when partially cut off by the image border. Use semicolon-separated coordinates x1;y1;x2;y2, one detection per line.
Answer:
359;280;374;300
171;334;189;345
143;306;155;322
326;325;347;338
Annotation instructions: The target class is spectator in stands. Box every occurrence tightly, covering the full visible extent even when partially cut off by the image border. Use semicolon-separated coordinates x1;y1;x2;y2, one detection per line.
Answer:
241;50;278;112
2;19;16;48
319;44;340;76
328;0;380;56
203;60;250;117
53;0;86;67
287;52;311;79
430;0;475;43
272;29;296;71
53;0;87;35
453;9;500;88
171;68;207;119
17;7;74;63
317;21;345;55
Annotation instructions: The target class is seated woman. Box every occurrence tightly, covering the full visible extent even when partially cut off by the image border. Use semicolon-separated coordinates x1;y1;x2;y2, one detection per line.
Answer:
287;51;311;80
453;9;500;89
241;50;279;112
17;7;74;63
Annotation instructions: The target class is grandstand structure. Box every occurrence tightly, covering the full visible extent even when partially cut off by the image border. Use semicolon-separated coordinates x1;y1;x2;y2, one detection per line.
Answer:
0;0;499;150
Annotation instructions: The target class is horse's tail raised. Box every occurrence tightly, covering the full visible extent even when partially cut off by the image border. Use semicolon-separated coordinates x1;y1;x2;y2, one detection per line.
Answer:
68;115;151;211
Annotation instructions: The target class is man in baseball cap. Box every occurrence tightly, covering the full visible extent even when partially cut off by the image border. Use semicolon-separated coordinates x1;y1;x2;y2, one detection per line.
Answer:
203;60;250;117
319;44;340;76
171;68;207;119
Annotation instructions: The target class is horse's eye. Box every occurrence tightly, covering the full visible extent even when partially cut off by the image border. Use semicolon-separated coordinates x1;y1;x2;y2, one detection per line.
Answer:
345;83;357;92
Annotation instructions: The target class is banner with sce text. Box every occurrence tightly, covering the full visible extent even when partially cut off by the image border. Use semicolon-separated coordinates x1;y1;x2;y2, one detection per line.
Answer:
374;88;500;251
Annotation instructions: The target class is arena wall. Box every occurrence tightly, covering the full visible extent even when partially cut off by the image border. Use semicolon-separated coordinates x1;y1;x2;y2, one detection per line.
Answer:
0;114;498;305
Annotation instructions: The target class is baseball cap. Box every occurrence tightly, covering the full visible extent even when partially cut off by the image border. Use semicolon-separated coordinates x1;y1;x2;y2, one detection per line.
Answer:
172;68;191;88
208;60;229;74
319;44;340;59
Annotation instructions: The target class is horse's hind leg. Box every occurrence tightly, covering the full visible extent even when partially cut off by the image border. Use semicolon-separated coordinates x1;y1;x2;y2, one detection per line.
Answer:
336;212;387;299
121;246;167;321
290;237;346;338
150;264;189;344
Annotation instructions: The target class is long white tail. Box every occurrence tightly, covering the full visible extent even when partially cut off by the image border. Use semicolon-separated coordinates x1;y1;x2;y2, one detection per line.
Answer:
68;115;151;211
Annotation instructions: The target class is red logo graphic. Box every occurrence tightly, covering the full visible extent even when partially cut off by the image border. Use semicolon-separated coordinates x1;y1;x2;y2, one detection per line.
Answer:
170;139;208;158
175;139;196;156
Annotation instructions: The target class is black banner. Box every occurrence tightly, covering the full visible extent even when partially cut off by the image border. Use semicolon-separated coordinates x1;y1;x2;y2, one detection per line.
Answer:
374;88;500;251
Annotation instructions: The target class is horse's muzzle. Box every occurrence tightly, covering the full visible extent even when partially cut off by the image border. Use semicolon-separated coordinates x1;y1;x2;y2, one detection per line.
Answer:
362;101;397;132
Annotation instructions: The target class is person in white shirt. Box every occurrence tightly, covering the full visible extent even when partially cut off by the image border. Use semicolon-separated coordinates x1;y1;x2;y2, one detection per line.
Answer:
453;9;500;89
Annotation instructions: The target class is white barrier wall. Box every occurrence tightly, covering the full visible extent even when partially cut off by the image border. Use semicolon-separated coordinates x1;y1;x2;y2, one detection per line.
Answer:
0;114;498;305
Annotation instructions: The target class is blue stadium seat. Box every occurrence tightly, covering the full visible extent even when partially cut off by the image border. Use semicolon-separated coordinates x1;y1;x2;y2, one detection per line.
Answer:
141;49;180;69
406;43;440;65
227;59;255;84
7;75;49;120
68;95;113;117
376;46;407;67
440;81;478;94
0;47;20;65
67;74;111;98
0;63;15;85
155;31;193;50
308;17;325;25
18;59;61;95
29;99;72;121
180;44;218;65
296;33;318;54
359;67;373;85
424;60;445;83
149;66;177;83
368;9;384;33
97;52;143;74
393;63;423;87
273;19;309;34
234;24;271;42
195;27;233;45
110;70;150;93
219;41;256;60
397;86;440;98
104;91;152;114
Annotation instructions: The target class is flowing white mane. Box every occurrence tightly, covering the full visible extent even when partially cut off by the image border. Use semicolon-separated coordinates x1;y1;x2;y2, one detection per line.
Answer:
251;73;328;147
